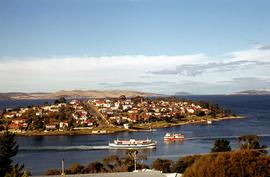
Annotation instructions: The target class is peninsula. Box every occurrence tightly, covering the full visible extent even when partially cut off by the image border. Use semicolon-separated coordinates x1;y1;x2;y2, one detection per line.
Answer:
0;96;242;136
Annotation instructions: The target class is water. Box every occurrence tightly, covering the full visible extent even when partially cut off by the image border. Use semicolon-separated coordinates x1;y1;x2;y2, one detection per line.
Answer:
1;95;270;175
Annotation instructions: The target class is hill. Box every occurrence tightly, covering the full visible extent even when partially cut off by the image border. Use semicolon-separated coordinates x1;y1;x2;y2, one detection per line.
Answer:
174;91;193;96
0;90;160;100
231;89;270;95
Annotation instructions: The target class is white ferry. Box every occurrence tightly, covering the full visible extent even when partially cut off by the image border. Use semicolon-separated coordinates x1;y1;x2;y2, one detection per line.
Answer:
109;138;157;149
163;133;185;141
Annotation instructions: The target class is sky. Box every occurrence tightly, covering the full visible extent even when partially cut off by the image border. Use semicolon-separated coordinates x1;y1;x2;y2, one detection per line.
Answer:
0;0;270;94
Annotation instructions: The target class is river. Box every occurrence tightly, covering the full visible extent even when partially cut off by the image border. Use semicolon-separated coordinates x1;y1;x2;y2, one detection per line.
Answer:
1;95;269;175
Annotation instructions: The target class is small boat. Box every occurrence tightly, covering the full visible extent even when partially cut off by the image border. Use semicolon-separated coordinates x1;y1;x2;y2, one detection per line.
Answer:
163;133;185;141
207;120;212;124
109;138;157;149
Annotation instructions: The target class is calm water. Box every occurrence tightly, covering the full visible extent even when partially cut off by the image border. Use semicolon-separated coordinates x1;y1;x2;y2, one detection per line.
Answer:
1;95;270;175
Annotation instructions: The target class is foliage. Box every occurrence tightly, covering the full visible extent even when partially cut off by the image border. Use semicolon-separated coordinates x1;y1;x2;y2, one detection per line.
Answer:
184;150;270;177
0;131;26;177
238;134;267;153
172;155;201;173
44;152;149;175
82;161;106;173
211;139;231;153
4;164;28;177
68;163;84;174
152;158;173;173
44;169;60;175
54;97;67;104
119;95;127;101
0;131;19;177
194;110;205;117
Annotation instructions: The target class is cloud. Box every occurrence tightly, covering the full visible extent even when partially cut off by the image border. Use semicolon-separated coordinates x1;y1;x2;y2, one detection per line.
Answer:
149;60;266;76
258;45;270;51
100;81;174;88
1;45;270;94
221;77;270;85
220;77;270;92
0;54;205;92
229;45;270;62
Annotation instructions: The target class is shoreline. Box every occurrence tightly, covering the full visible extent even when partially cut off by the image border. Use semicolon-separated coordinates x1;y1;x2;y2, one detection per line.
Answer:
7;115;245;137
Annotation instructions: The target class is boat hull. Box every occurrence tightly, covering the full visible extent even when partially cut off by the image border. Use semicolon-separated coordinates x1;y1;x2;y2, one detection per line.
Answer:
108;142;156;149
163;133;185;141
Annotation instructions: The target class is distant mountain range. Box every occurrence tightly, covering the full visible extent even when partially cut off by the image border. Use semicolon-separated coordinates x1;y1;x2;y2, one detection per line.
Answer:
0;90;161;100
231;89;270;95
174;92;193;96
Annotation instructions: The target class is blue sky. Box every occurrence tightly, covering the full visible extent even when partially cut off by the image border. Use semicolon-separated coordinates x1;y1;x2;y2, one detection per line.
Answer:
1;0;270;94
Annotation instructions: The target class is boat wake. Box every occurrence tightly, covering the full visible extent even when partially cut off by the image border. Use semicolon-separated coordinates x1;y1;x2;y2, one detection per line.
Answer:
185;134;270;141
19;145;110;151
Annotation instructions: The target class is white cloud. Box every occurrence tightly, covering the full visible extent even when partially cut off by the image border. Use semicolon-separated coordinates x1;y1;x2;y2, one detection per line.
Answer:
229;45;270;62
0;54;207;92
1;45;270;94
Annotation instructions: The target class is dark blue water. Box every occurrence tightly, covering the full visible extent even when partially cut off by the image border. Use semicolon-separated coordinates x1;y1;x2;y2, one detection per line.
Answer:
0;99;55;111
2;95;270;175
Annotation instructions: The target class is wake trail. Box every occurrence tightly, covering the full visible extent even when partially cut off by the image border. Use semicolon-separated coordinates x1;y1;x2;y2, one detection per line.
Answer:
185;134;270;141
19;145;110;151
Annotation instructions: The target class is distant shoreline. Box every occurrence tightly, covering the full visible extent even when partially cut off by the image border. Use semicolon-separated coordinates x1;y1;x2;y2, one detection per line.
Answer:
5;115;244;137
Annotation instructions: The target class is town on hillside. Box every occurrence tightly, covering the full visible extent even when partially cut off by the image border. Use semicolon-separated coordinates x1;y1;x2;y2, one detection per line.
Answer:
0;96;233;135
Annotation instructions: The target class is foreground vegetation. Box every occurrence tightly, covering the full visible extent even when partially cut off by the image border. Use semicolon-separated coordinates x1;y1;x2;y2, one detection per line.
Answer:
44;134;270;177
0;131;29;177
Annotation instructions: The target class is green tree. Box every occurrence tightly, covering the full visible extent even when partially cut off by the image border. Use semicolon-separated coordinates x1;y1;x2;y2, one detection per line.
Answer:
211;139;231;153
4;164;28;177
0;131;24;177
119;95;126;101
238;135;267;153
54;97;67;104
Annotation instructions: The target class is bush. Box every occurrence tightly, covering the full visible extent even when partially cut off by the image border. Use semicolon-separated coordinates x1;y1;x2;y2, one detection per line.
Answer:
184;150;270;177
211;139;231;153
172;155;201;173
152;158;173;173
44;169;60;175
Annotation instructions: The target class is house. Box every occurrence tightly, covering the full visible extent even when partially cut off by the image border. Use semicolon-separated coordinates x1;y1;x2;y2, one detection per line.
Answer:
45;123;57;130
8;123;22;132
11;117;28;124
4;112;16;118
59;121;69;129
123;123;130;129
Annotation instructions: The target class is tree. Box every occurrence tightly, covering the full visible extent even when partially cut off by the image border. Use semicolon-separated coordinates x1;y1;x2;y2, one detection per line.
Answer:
0;131;24;177
211;139;231;153
119;95;126;101
44;169;60;175
172;155;201;173
4;164;28;177
238;135;267;153
68;163;84;174
152;158;173;173
82;161;106;173
102;155;121;171
54;97;67;104
195;110;206;117
184;150;270;177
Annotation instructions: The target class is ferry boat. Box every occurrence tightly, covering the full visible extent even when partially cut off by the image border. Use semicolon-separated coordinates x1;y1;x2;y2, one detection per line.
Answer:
163;133;185;141
108;138;157;149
